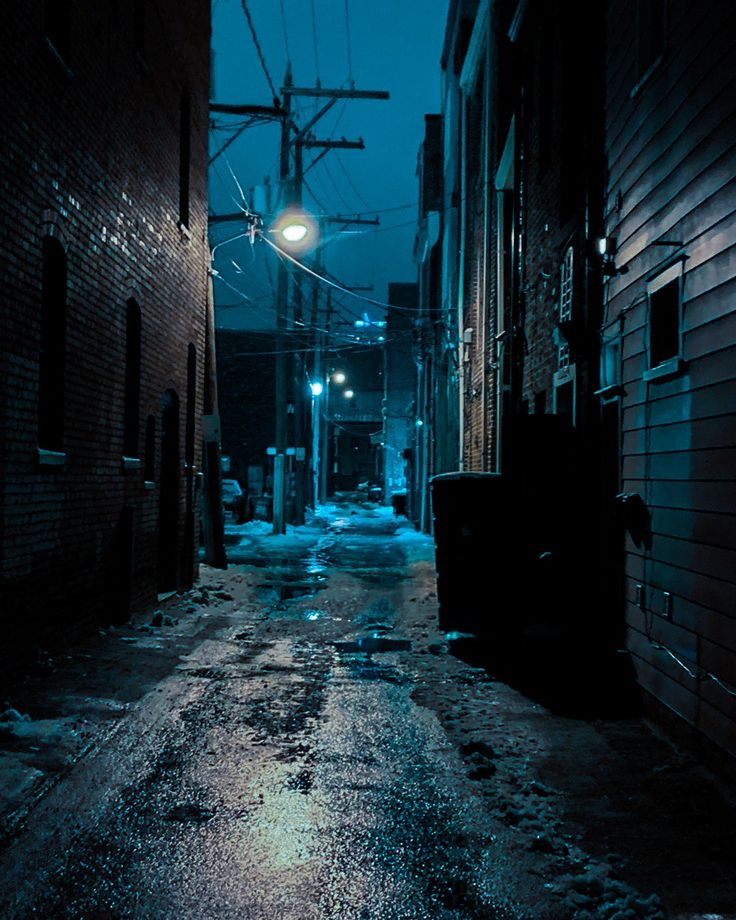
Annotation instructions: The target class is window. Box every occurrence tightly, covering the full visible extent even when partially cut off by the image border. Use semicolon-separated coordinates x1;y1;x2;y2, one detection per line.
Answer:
557;246;574;370
123;299;142;457
38;236;67;452
600;335;621;390
636;0;666;82
559;246;574;323
144;415;156;483
179;90;191;229
185;343;196;467
646;261;683;377
133;0;146;58
44;0;71;65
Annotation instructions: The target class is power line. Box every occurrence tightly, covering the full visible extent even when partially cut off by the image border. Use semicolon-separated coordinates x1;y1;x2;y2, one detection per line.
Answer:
279;0;292;68
310;0;321;87
240;0;279;106
260;233;418;314
344;0;354;84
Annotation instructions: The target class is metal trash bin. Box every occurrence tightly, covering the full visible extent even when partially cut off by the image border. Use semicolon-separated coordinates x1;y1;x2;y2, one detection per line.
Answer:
431;472;515;635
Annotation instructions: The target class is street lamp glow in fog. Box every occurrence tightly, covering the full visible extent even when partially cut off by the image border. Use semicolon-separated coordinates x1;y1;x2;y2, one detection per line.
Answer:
282;222;308;243
333;371;346;385
344;389;354;399
310;381;324;397
270;207;318;253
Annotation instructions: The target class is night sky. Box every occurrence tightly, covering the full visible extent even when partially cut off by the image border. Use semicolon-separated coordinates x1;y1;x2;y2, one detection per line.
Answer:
209;0;448;332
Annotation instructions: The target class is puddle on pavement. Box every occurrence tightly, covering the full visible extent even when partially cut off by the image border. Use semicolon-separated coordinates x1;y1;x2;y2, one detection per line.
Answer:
259;580;325;601
166;803;216;824
334;636;411;654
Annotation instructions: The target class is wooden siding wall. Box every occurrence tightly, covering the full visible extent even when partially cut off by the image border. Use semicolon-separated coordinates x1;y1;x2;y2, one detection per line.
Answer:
605;0;736;755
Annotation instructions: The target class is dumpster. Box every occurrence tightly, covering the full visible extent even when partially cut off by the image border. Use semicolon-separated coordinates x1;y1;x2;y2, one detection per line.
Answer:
431;472;516;635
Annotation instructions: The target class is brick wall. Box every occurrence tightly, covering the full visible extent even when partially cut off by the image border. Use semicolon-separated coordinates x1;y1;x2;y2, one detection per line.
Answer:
0;1;210;656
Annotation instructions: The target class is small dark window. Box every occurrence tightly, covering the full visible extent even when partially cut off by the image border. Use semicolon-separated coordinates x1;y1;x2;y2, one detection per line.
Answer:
144;415;156;481
133;0;145;58
123;299;142;457
555;380;575;417
637;0;666;80
179;90;191;229
38;236;67;451
44;0;71;64
185;343;196;467
649;277;680;367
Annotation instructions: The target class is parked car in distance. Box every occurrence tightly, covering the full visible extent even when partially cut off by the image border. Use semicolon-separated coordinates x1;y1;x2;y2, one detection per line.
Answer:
221;479;245;521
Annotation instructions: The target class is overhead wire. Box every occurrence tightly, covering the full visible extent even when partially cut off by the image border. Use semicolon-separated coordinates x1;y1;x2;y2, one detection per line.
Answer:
259;232;419;314
240;0;280;106
310;0;321;86
279;0;292;69
344;0;354;85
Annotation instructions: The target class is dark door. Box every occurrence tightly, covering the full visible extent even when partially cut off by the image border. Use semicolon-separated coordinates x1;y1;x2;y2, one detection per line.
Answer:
157;389;180;592
599;397;625;646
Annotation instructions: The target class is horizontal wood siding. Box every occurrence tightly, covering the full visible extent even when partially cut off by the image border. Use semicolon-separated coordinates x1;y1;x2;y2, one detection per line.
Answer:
606;1;736;754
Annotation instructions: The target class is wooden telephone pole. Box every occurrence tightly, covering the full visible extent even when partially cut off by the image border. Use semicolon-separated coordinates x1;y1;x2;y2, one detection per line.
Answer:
273;76;388;532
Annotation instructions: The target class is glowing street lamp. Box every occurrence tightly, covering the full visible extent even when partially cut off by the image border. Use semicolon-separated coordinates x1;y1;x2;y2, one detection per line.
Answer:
332;371;346;385
344;389;355;400
282;221;309;243
310;381;324;397
270;208;318;253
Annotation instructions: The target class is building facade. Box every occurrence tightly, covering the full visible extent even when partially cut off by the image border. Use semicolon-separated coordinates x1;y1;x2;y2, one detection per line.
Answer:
434;0;736;755
0;1;211;658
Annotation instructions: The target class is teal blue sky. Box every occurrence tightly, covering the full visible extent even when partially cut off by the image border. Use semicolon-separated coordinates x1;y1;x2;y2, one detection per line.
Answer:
210;0;448;333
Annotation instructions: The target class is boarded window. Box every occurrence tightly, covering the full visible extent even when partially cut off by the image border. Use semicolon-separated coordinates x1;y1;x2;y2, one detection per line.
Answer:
123;299;142;457
38;236;67;451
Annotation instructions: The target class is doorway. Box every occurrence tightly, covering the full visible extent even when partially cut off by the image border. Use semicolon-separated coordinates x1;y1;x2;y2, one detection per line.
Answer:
157;389;180;593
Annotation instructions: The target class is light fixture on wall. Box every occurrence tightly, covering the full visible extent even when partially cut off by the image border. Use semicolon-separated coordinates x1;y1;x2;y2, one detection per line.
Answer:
597;236;628;276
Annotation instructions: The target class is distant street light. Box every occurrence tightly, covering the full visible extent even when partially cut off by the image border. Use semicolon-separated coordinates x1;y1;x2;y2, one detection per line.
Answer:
344;389;355;399
332;371;346;385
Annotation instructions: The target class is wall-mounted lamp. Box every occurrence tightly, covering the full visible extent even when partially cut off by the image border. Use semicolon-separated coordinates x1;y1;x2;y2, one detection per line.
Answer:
596;236;628;276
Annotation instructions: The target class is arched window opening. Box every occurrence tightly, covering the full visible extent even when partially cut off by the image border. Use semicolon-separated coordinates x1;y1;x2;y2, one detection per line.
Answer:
144;415;156;482
38;235;67;451
123;299;142;458
185;343;197;468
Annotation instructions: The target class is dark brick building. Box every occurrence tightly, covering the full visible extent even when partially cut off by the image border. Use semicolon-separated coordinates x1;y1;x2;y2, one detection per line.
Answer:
0;2;211;655
436;0;736;759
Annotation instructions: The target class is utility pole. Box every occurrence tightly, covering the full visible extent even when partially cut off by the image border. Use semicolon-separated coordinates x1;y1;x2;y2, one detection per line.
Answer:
275;81;388;522
273;68;292;535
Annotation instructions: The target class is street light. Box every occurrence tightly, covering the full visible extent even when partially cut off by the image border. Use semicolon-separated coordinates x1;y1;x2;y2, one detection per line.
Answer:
270;207;318;254
344;389;355;400
332;371;346;385
309;380;323;508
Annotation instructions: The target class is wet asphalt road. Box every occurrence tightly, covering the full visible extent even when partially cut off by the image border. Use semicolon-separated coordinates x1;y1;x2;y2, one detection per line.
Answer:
0;507;524;919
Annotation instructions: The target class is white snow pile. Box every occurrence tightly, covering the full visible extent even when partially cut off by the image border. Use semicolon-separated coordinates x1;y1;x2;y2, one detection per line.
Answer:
549;863;664;919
